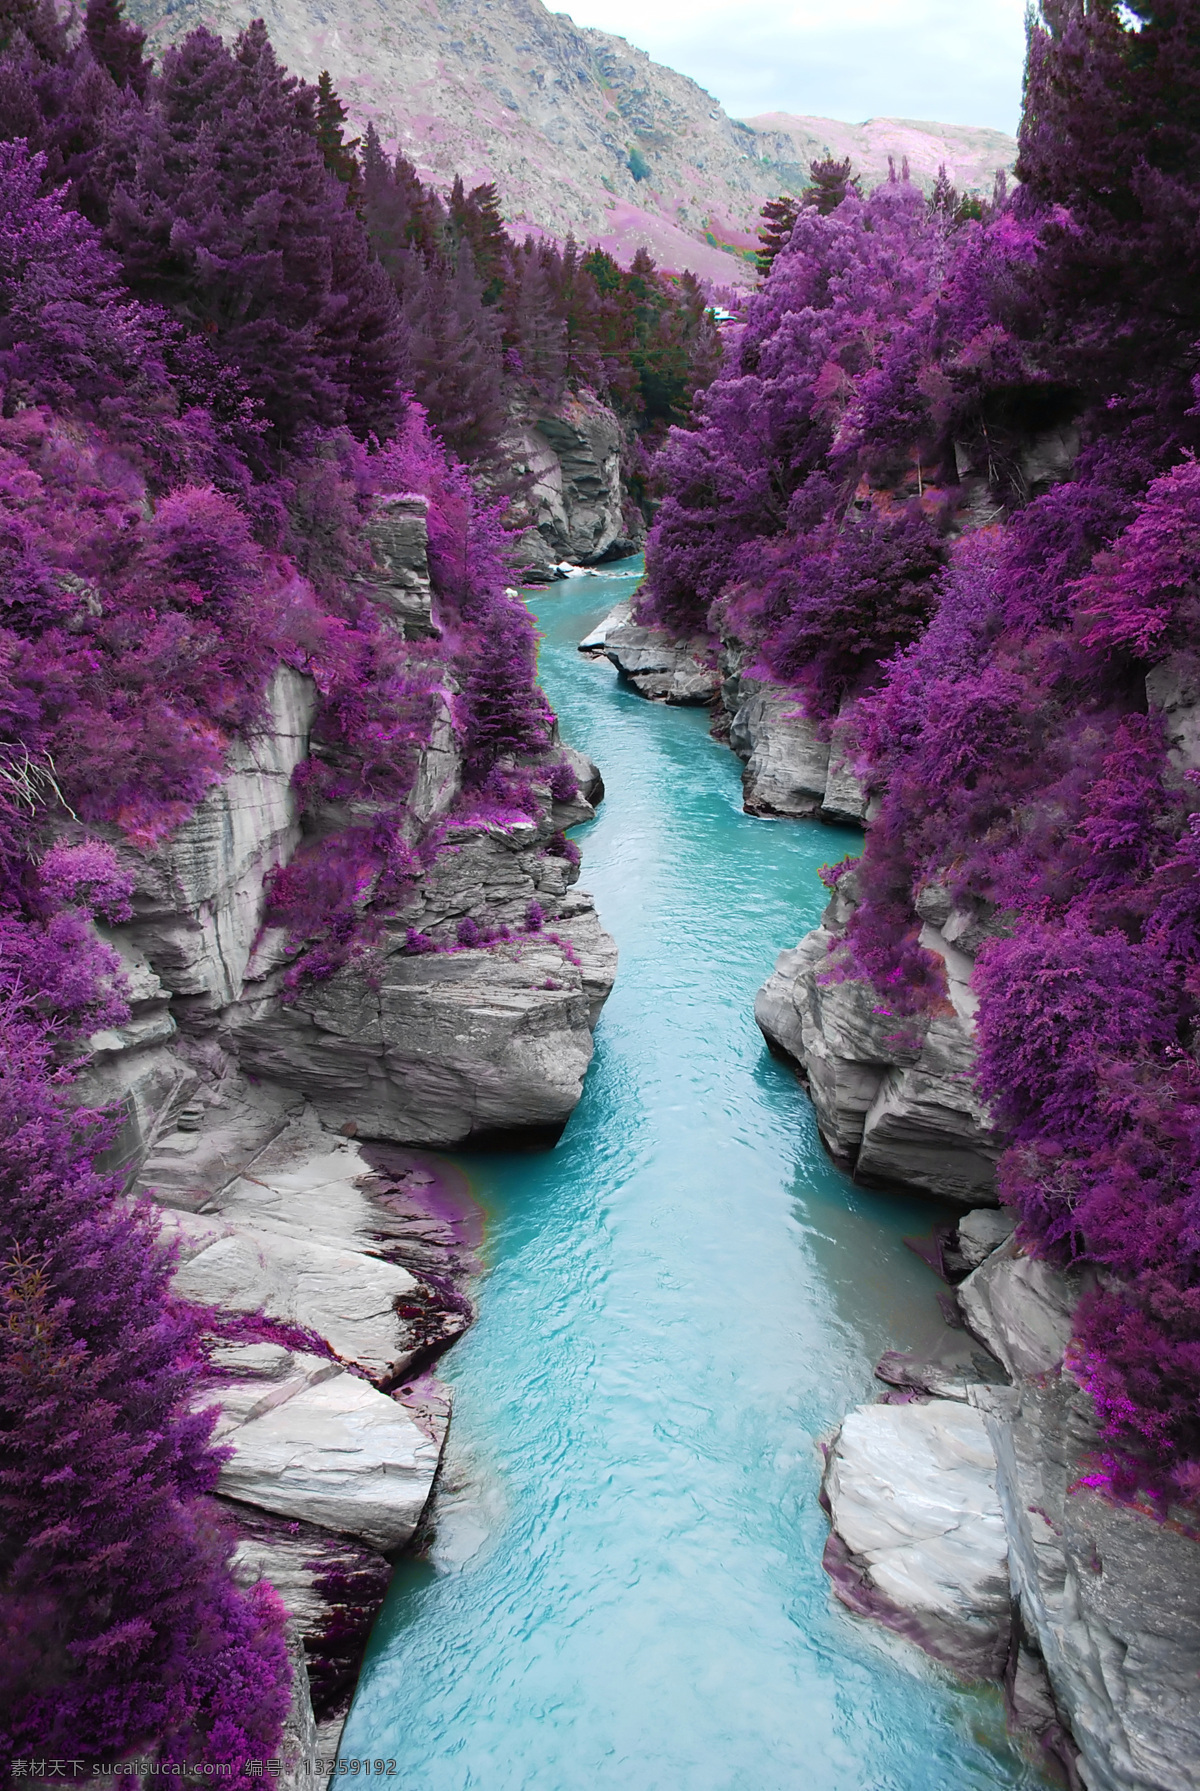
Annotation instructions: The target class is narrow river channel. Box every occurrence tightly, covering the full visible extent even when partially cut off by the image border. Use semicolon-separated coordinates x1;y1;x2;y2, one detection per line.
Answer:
339;560;1038;1790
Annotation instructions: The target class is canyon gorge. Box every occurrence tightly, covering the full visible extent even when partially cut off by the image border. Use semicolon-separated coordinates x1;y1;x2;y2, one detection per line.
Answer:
4;0;1200;1787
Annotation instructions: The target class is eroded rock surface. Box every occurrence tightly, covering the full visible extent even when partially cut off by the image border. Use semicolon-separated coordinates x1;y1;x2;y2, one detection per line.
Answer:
722;668;871;823
67;595;613;1749
209;1351;441;1551
825;1214;1200;1791
1146;651;1200;776
755;907;998;1203
225;811;616;1146
824;1399;1011;1679
495;392;639;580
603;620;720;704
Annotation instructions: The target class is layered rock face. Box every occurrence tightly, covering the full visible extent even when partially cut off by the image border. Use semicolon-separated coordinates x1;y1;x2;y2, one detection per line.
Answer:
138;1086;476;1749
67;495;614;1751
601;616;721;705
596;616;873;822
494;392;641;581
755;872;999;1204
721;661;870;823
823;1224;1200;1791
226;813;616;1146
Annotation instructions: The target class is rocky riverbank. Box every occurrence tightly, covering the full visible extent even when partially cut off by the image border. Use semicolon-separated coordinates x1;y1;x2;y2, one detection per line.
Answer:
595;607;870;822
65;502;616;1763
822;1214;1200;1791
758;658;1200;1790
583;596;1200;1791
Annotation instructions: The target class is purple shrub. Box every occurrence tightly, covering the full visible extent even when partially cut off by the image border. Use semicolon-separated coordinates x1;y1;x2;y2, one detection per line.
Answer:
547;759;579;803
0;843;290;1771
640;5;1200;1498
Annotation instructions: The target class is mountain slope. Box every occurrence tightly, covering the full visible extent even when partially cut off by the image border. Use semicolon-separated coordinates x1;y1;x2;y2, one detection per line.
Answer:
128;0;1016;280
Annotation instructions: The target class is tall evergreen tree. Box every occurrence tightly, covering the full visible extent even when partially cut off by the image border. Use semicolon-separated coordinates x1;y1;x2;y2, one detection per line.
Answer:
447;174;506;303
314;69;360;193
803;154;861;215
755;194;800;276
84;0;149;97
104;24;404;445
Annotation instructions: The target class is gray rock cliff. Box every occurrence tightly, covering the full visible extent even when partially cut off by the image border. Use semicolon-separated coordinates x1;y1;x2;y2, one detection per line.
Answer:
823;1221;1200;1791
721;660;871;824
755;874;998;1205
65;491;615;1754
493;391;640;581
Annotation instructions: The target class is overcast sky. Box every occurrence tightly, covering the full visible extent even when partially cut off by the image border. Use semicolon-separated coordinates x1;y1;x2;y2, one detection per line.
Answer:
555;0;1029;136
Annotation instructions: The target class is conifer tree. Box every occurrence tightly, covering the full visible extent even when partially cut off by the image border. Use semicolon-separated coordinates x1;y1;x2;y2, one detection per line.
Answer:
447;174;507;303
755;194;799;276
84;0;148;96
403;244;504;459
314;69;360;193
104;24;404;445
803;154;861;215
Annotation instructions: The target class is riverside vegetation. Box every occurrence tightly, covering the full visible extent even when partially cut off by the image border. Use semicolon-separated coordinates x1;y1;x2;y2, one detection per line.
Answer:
0;0;709;1767
603;4;1200;1785
4;0;1200;1784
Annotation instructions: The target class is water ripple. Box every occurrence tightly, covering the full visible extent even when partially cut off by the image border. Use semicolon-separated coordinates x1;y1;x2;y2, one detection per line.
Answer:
340;563;1043;1791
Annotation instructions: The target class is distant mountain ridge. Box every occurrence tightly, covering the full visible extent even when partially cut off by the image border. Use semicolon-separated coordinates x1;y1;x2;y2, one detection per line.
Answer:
127;0;1017;281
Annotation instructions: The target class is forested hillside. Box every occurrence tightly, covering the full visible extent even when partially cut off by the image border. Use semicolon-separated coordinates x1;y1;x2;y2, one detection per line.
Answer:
0;0;714;1766
644;0;1200;1505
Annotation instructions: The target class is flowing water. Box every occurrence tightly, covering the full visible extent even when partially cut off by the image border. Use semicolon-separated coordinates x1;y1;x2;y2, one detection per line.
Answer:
340;560;1038;1790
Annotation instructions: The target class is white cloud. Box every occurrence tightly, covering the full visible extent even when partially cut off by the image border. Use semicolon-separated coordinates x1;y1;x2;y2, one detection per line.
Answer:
555;0;1028;134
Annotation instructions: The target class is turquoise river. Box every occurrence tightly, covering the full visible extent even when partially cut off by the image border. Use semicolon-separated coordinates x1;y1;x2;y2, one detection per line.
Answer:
339;561;1040;1790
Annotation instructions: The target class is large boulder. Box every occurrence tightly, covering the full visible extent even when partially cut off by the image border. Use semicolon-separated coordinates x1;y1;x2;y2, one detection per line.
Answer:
958;1236;1080;1381
730;681;830;818
604;621;720;704
823;1399;1012;1679
826;1214;1200;1791
164;1211;460;1382
225;929;606;1147
578;600;633;655
224;812;615;1145
206;1345;440;1552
